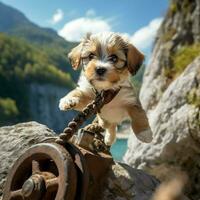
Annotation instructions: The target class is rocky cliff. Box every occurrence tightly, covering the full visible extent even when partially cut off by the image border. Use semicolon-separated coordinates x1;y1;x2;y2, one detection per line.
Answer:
140;0;200;110
124;0;200;199
29;83;75;132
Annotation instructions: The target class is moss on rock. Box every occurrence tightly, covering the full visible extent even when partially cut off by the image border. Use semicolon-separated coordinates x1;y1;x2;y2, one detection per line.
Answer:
161;28;177;43
173;44;200;72
169;2;178;16
164;44;200;80
186;88;200;107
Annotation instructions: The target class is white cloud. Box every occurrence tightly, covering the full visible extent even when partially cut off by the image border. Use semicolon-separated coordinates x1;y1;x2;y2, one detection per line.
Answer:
130;18;163;50
58;15;163;49
58;17;111;42
51;9;64;24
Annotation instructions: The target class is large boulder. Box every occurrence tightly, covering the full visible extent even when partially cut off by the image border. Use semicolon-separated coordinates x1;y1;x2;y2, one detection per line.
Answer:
0;121;161;200
124;58;200;197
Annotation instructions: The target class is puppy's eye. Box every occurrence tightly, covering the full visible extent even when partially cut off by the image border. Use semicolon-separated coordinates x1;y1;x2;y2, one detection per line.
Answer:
109;55;118;63
88;53;95;61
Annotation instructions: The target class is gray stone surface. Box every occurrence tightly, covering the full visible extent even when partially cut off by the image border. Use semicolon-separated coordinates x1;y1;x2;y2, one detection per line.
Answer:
124;1;200;198
140;0;200;111
101;163;159;200
124;58;200;197
125;57;200;166
0;121;161;200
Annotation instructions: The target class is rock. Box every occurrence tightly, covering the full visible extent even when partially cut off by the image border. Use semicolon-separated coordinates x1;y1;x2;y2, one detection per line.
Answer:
0;122;161;200
124;57;200;198
125;1;200;199
125;14;200;200
101;163;160;200
139;42;168;110
140;0;200;111
125;57;200;165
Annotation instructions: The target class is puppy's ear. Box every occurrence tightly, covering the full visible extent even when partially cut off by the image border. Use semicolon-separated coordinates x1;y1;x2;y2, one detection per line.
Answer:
68;43;83;70
127;44;144;75
68;33;91;70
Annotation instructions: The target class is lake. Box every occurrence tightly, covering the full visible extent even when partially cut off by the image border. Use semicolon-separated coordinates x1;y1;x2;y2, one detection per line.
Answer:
110;139;128;161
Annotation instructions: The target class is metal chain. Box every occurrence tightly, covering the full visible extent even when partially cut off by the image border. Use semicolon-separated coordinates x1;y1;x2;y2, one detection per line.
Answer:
55;88;120;145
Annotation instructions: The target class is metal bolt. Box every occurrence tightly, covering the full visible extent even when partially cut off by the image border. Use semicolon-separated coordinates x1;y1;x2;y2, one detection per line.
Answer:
22;178;35;197
21;174;45;199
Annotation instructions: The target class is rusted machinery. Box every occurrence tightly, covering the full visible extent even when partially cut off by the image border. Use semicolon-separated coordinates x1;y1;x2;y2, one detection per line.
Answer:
3;89;120;200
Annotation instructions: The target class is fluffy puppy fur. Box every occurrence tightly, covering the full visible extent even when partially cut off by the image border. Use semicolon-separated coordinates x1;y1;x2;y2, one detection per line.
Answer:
59;32;153;146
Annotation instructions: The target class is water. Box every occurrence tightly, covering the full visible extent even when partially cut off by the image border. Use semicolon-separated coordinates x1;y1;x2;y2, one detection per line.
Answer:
110;139;128;161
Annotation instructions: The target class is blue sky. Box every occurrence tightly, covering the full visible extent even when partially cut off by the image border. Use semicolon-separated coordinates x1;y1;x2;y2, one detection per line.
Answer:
1;0;168;57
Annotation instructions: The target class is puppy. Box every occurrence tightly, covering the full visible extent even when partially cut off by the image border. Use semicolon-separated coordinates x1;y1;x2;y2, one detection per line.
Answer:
59;32;153;146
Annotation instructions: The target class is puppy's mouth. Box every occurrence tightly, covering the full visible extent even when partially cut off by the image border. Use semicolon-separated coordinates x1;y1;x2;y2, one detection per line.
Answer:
90;78;104;85
89;78;119;91
96;77;105;81
90;75;106;82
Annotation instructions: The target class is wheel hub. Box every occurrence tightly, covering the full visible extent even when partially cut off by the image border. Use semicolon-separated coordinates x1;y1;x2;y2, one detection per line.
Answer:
22;174;45;199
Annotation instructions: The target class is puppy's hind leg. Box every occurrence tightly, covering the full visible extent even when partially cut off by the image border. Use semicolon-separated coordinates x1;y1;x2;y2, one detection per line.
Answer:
104;124;117;146
127;104;153;143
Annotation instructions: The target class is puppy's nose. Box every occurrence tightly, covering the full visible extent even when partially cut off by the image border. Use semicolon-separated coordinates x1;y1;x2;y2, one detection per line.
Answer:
96;67;107;76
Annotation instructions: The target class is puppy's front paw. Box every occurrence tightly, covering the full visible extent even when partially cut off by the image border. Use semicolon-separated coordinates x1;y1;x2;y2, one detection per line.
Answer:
136;128;153;143
59;97;79;111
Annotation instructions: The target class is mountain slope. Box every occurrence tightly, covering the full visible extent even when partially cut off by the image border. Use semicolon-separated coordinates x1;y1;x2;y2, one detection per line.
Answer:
0;2;79;129
0;1;78;80
0;1;71;47
0;33;75;125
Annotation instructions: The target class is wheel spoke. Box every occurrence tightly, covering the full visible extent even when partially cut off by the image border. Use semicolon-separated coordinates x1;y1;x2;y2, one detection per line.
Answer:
10;189;23;199
32;160;40;174
46;177;59;192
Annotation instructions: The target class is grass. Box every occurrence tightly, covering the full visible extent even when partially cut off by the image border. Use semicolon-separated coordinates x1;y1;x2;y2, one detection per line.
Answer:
173;44;200;73
161;28;176;43
164;44;200;80
186;88;200;107
169;2;178;16
182;0;191;16
168;0;191;16
186;88;200;134
0;98;19;124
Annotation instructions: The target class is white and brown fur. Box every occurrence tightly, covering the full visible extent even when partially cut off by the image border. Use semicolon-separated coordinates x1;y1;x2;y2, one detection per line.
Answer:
59;32;153;146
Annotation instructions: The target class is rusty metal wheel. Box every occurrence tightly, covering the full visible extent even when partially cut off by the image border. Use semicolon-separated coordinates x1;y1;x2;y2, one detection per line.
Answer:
3;143;77;200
